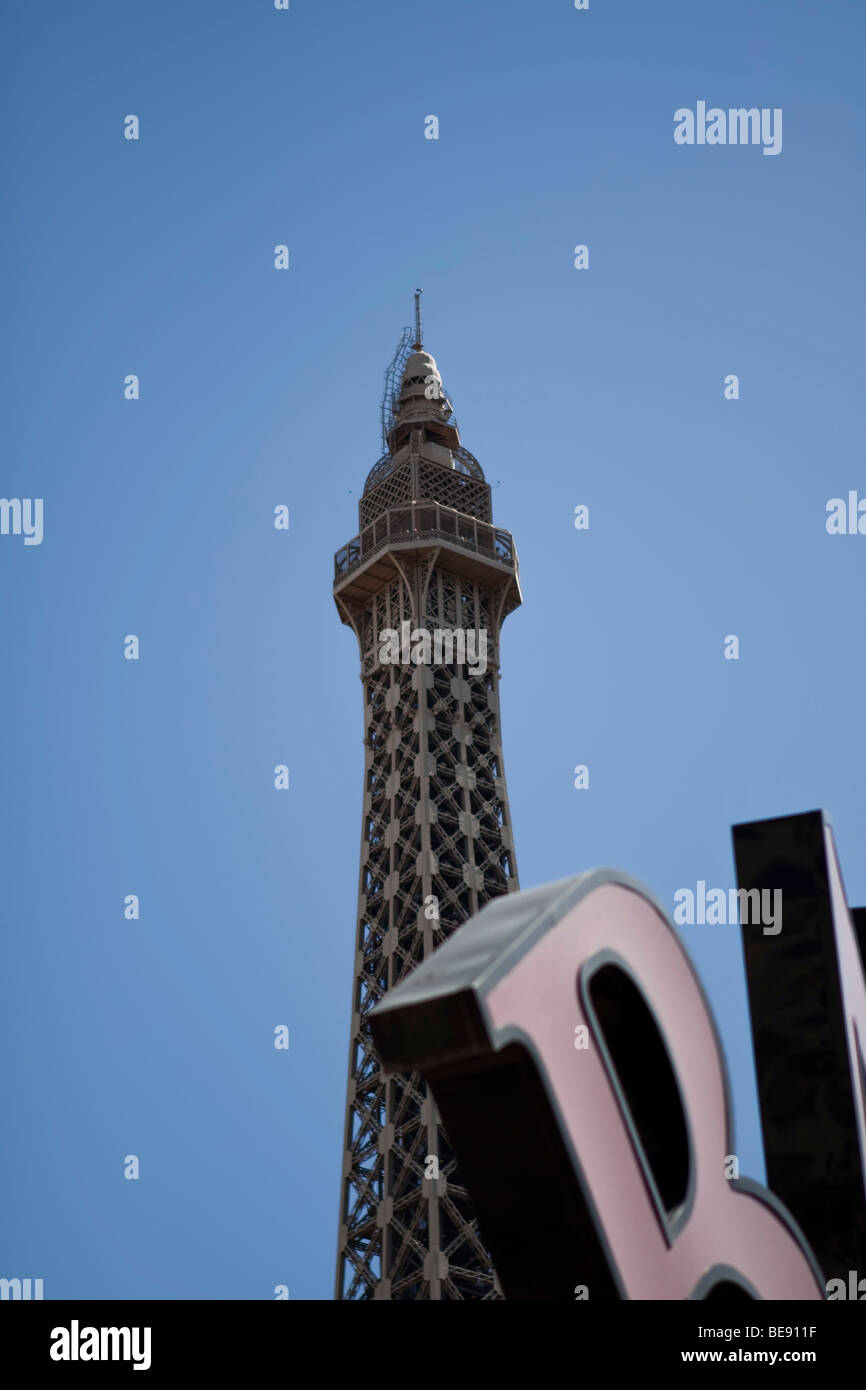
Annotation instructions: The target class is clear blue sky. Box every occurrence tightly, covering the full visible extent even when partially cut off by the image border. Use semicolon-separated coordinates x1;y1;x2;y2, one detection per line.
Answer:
2;0;864;1299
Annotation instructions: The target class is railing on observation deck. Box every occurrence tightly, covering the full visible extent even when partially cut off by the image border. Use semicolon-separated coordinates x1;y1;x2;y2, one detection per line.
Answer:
335;502;515;582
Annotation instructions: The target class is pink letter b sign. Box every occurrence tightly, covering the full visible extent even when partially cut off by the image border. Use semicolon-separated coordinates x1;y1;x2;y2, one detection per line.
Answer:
370;811;866;1299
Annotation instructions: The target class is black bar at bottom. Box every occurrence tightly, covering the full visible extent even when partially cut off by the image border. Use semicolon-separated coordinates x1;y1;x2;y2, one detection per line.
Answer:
0;1298;862;1376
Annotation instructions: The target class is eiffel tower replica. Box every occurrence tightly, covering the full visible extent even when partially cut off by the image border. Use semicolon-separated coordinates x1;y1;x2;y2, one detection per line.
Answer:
333;293;522;1299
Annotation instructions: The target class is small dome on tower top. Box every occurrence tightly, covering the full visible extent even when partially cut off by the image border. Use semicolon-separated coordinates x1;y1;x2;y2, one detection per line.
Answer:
402;351;440;385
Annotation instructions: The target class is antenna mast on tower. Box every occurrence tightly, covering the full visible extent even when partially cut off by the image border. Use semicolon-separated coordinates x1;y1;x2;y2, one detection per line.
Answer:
413;287;423;350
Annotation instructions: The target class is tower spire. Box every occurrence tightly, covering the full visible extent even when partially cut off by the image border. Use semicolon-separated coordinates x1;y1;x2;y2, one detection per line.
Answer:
413;287;423;350
333;320;523;1301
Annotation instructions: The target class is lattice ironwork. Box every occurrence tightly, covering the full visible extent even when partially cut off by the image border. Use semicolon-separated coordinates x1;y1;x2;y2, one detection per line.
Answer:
364;443;484;499
359;457;492;535
417;459;490;521
334;329;522;1300
359;459;416;530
